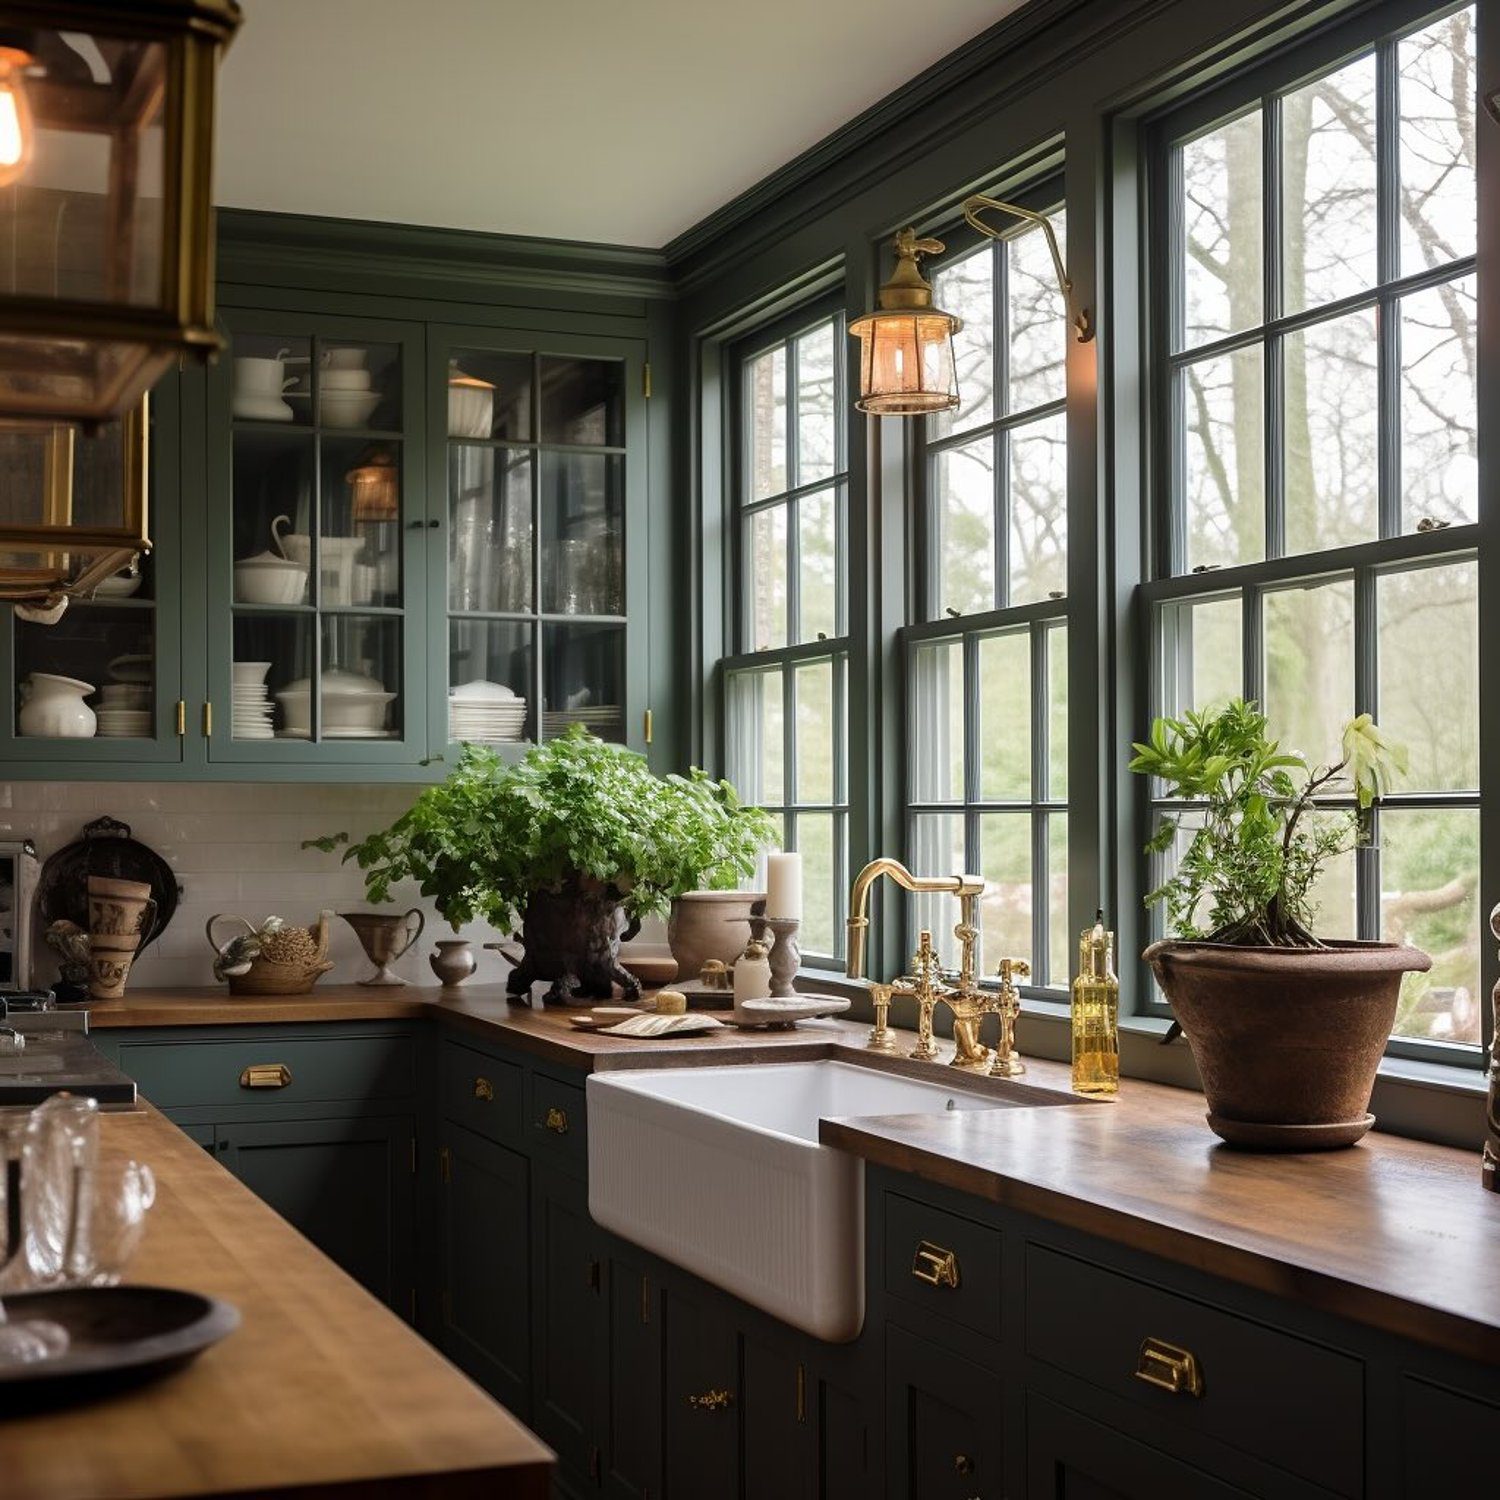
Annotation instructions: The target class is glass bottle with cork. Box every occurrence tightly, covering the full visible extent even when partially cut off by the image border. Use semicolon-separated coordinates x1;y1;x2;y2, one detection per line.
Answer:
1071;909;1119;1096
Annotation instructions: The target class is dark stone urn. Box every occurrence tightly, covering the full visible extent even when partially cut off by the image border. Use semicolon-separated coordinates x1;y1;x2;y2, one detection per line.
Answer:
499;875;641;1006
1145;938;1429;1150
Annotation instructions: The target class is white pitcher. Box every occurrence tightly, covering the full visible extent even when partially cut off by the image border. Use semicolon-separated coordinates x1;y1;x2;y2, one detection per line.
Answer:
19;674;97;738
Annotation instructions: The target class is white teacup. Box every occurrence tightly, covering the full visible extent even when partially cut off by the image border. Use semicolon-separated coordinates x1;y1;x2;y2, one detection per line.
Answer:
233;357;295;396
322;347;367;371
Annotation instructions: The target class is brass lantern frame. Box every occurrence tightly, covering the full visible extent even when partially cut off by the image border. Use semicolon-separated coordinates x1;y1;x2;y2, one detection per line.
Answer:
0;393;149;601
0;0;240;426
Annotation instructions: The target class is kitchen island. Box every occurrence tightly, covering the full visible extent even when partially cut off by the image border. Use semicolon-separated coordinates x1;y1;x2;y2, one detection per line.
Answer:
1;1100;553;1500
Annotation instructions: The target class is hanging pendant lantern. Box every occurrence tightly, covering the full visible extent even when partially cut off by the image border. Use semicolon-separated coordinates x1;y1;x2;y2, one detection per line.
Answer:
0;1;241;428
347;447;400;522
848;228;961;417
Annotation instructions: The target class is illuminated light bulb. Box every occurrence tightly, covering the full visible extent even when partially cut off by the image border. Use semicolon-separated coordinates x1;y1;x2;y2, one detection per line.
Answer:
0;45;34;189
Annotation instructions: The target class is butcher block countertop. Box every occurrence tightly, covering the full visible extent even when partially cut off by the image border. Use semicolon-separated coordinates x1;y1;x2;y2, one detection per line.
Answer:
87;985;1500;1366
0;1102;553;1500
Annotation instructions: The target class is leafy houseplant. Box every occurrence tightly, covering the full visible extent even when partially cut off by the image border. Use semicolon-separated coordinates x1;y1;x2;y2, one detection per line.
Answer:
309;733;777;1004
1131;699;1430;1149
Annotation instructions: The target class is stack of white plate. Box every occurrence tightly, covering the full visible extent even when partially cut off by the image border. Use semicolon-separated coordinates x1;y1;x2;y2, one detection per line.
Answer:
96;681;151;738
542;705;623;740
232;660;275;740
449;679;527;742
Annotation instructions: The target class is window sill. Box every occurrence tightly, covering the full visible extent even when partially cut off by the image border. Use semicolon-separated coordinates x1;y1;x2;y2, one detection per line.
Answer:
805;971;1489;1151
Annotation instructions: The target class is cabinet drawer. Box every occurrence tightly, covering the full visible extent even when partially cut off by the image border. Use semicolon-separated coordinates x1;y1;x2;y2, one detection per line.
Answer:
1025;1244;1363;1497
1401;1378;1500;1495
884;1190;1002;1343
118;1034;414;1110
440;1041;523;1146
527;1070;586;1168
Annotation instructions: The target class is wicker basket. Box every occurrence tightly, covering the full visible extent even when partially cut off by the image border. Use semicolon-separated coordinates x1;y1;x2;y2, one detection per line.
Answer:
207;911;336;996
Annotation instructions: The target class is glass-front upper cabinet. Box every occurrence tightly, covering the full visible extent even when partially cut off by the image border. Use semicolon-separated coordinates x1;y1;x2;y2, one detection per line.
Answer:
205;310;426;766
2;374;184;766
428;327;647;755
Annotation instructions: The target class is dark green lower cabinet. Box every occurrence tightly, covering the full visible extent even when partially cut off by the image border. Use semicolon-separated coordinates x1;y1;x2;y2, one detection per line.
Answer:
216;1114;415;1315
604;1251;660;1499
888;1324;1004;1500
1025;1395;1254;1500
437;1124;530;1416
743;1333;814;1500
662;1287;740;1498
532;1167;607;1487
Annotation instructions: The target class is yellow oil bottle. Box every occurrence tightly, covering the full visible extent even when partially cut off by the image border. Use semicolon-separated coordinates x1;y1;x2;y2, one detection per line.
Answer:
1071;910;1119;1097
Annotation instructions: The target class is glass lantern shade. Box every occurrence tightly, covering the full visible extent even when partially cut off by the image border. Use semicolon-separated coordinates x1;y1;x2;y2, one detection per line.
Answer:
0;394;148;600
0;2;240;427
848;309;961;416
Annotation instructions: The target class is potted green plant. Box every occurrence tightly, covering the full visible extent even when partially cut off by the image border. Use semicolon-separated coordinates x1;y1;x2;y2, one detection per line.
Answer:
309;732;776;1005
1131;699;1429;1149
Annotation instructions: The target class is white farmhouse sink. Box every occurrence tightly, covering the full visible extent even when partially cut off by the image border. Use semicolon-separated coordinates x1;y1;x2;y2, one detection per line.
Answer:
587;1060;1025;1342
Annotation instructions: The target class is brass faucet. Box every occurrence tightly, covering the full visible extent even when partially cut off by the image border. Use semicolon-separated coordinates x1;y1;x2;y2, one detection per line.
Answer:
847;857;1025;1072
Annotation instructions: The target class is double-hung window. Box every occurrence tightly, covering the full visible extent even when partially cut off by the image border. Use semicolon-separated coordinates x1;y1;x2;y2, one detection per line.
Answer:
1144;3;1482;1055
904;187;1072;991
723;306;850;962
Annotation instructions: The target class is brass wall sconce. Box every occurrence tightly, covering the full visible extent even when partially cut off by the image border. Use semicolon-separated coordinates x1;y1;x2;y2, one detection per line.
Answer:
852;193;1092;417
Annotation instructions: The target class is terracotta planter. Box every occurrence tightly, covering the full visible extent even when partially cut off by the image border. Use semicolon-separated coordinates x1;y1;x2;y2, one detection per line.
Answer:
495;875;641;1006
1144;939;1430;1149
667;891;765;983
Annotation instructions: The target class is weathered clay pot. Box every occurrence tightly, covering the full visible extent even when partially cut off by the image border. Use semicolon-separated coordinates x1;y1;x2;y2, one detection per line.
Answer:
1144;939;1430;1149
667;890;765;982
494;875;641;1006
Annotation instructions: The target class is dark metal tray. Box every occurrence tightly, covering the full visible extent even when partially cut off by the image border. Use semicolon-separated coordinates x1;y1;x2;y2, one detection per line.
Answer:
36;816;179;953
0;1285;238;1404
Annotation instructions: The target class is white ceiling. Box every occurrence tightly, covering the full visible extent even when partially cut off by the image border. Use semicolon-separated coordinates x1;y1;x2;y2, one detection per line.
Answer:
214;0;1026;248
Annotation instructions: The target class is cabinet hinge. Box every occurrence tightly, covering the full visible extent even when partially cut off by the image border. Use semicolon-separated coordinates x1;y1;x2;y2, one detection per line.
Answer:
201;700;212;737
586;1256;601;1293
588;1446;601;1483
174;700;185;737
643;707;653;746
642;362;652;399
438;1144;451;1184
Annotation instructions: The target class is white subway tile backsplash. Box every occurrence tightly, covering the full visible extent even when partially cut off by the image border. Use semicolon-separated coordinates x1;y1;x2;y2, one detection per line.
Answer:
7;781;514;989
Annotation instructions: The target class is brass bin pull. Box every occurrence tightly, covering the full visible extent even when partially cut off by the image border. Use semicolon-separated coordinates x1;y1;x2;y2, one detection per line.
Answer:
543;1106;569;1135
912;1240;960;1289
473;1076;494;1101
686;1388;733;1412
1134;1336;1204;1398
239;1062;291;1090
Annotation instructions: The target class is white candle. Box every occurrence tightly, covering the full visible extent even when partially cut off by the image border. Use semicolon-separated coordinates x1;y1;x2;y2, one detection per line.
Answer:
765;852;803;922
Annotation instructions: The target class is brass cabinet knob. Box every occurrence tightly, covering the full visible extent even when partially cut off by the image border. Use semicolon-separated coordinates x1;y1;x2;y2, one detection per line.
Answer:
473;1076;494;1101
543;1106;569;1135
911;1239;961;1289
686;1388;733;1412
954;1453;975;1475
239;1062;291;1090
1134;1336;1204;1397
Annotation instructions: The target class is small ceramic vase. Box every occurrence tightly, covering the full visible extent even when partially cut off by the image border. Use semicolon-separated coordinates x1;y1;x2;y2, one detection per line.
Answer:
732;937;773;1018
430;939;477;988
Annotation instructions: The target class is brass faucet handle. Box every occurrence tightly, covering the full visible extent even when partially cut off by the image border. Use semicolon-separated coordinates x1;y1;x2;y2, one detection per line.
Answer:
996;956;1032;987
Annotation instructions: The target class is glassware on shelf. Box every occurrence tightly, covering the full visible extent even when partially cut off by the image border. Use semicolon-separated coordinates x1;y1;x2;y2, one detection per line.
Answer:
448;445;531;614
542;622;624;742
539;356;623;446
541;452;623;616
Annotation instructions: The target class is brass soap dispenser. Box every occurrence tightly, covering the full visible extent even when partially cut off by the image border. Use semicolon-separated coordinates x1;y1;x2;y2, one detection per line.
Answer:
1071;910;1119;1097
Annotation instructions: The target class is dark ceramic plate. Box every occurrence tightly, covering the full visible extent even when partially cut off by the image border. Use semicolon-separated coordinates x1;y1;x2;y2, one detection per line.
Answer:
36;816;179;953
0;1285;239;1402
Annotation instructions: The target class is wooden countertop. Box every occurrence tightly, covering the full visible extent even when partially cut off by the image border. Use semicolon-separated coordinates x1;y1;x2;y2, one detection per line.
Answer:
86;985;1500;1366
1;1103;553;1500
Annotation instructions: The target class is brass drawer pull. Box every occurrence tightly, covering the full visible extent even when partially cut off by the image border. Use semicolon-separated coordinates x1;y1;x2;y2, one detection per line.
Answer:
239;1062;291;1090
473;1076;494;1101
543;1106;569;1135
1134;1336;1204;1398
686;1388;733;1412
912;1240;960;1289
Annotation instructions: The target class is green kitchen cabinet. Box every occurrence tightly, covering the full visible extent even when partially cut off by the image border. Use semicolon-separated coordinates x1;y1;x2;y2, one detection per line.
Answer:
661;1283;741;1498
215;1113;417;1314
603;1249;660;1500
743;1330;816;1499
435;1122;531;1417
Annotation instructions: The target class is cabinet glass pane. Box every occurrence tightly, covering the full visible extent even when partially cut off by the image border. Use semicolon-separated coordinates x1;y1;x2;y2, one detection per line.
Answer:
540;452;623;616
540;357;623;447
447;350;532;441
233;615;311;741
16;608;155;739
322;438;401;608
232;430;314;601
316;615;402;742
449;444;533;614
308;339;401;433
449;620;532;743
542;622;623;741
231;333;313;426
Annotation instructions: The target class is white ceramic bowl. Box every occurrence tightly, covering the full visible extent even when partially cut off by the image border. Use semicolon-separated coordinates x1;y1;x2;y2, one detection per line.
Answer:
234;560;308;606
275;688;396;733
449;678;517;703
321;369;372;391
233;660;272;687
318;390;381;429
